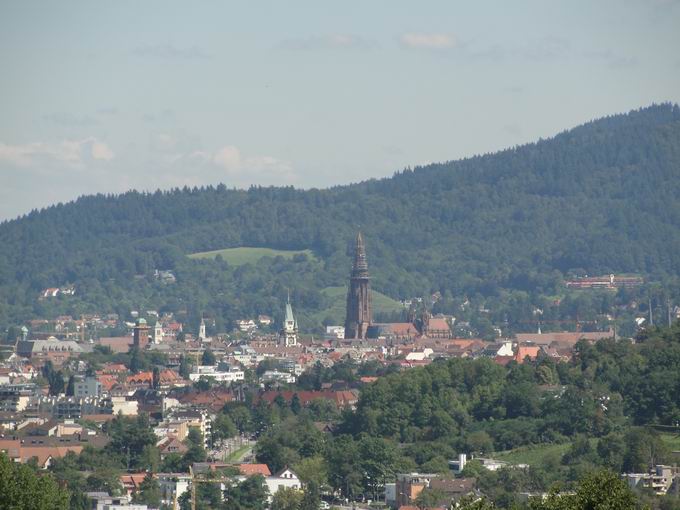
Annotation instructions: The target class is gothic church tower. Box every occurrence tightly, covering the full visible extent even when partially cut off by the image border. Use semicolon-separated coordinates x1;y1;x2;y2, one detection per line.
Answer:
344;232;372;339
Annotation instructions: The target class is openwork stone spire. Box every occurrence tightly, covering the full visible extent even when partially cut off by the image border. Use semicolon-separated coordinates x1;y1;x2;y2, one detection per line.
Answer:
352;232;369;277
344;232;372;339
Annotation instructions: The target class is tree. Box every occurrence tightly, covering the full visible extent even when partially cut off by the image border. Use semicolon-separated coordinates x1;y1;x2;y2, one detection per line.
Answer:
271;487;303;510
66;375;75;396
182;428;207;469
530;470;638;510
223;475;269;510
202;348;216;366
48;370;65;396
294;456;328;489
213;413;238;443
456;496;497;509
132;473;161;508
152;366;160;389
105;414;158;470
300;481;321;510
291;393;302;415
129;347;144;373
179;354;191;379
85;468;124;496
194;376;213;391
0;453;70;509
415;488;446;510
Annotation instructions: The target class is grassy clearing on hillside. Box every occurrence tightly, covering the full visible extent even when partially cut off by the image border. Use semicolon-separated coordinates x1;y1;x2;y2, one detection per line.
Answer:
188;247;316;266
660;433;680;452
495;442;572;466
310;286;404;325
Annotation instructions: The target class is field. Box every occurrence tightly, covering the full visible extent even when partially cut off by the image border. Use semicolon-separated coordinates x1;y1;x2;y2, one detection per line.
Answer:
310;286;404;325
492;433;680;469
660;433;680;452
188;247;316;266
494;442;572;466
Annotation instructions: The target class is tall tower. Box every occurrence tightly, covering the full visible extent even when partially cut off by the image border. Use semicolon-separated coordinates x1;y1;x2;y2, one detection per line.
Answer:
344;232;372;339
153;321;164;344
132;318;150;350
198;317;206;341
280;292;298;347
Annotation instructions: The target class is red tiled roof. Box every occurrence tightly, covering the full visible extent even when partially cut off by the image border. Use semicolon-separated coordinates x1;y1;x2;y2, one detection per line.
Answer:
20;445;83;466
427;318;451;331
120;473;147;491
127;369;182;385
97;374;119;391
386;323;420;336
238;464;271;476
360;376;378;384
515;346;540;363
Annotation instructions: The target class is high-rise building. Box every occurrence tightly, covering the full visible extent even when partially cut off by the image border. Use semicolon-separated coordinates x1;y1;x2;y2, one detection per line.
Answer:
344;232;372;339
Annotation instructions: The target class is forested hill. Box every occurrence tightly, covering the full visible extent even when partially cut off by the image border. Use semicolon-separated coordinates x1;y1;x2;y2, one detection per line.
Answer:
1;103;680;332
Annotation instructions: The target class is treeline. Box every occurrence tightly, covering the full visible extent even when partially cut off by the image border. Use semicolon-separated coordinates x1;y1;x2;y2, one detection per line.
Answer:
1;104;680;332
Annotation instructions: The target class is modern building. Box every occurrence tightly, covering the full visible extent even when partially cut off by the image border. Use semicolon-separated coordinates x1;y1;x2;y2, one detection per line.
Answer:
74;377;102;398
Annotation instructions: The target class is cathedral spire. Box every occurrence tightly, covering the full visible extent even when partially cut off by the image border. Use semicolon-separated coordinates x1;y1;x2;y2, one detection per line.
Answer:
352;231;369;277
344;232;372;339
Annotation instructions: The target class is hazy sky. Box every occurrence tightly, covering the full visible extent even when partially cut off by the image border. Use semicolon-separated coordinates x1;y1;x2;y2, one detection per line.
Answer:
1;1;679;221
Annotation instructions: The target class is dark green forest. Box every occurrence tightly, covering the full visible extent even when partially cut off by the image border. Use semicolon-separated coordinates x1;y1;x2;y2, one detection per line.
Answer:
1;103;680;333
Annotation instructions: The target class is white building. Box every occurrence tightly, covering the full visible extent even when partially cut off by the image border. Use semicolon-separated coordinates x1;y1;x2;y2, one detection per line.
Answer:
264;468;301;501
261;370;296;384
153;321;164;344
325;326;345;339
189;365;244;383
111;396;138;416
157;473;191;507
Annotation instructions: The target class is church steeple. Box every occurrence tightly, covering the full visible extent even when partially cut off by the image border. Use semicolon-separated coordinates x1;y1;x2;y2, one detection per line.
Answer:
281;291;298;347
352;232;369;277
344;232;372;339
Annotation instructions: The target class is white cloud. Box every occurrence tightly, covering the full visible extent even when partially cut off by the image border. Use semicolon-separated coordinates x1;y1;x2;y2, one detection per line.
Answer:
90;140;114;161
213;145;292;177
399;33;458;50
213;145;242;170
0;138;114;167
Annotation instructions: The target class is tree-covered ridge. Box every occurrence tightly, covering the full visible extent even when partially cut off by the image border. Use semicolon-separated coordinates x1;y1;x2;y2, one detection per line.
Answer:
1;103;679;330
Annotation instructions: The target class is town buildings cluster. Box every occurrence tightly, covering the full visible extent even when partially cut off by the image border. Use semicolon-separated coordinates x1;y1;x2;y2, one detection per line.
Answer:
1;234;670;509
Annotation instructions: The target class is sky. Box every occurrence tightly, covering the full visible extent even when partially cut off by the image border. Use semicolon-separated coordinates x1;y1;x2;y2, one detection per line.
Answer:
1;0;679;221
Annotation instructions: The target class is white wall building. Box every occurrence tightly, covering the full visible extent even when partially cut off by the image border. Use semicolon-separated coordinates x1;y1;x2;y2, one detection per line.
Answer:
189;365;244;383
264;468;301;501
